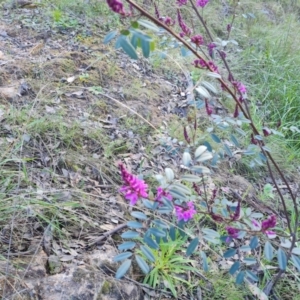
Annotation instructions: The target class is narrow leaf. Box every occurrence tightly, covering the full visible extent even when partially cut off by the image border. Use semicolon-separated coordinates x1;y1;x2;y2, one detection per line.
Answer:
201;251;209;272
230;134;240;147
223;248;236;258
211;133;221;143
202;228;220;238
144;236;159;250
103;30;118;44
141;38;150;58
236;271;245;284
169;226;176;241
277;248;287;270
181;174;201;182
249;236;259;249
118;242;136;251
165;168;174;181
223;144;233;157
229;261;240;275
121;231;140;239
135;255;150;274
148;228;166;238
186;238;199;256
113;252;133;262
245;270;259;281
195;145;207;159
131;211;147;220
137;19;159;31
127;221;143;229
182;152;192;166
243;257;257;265
264;241;273;261
115;259;131;279
291;254;300;272
140;245;155;262
119;36;138;59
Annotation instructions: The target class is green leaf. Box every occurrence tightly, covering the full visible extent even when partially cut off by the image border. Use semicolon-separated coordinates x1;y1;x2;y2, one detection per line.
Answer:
152;219;169;229
130;34;139;49
141;38;150;58
291;254;300;272
144;236;159;250
120;29;130;36
150;40;155;51
142;199;156;209
186;238;199;256
202;228;220;238
201;251;209;272
140;245;155;262
148;228;166;238
131;211;147;220
243;257;257;265
211;133;221;143
169;226;176;241
196;152;213;162
118;242;136;251
115;35;123;49
223;248;236;258
229;261;240;275
103;30;118;44
127;221;143;229
223;144;233;157
249;236;259;249
236;271;245;284
240;245;251;252
245;270;259;281
190;166;211;174
137;19;159;32
292;247;300;255
195;145;208;159
121;231;140;239
203;235;220;244
277;248;287;270
264;241;273;261
119;36;138;59
169;188;187;200
135;255;150;274
230;134;240;147
181;174;201;183
131;21;139;28
115;259;131;279
113;252;133;262
165;168;174;181
170;183;191;195
182;152;192;166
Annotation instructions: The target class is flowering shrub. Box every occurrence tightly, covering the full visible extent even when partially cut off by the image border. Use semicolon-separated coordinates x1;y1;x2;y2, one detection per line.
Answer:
105;0;300;296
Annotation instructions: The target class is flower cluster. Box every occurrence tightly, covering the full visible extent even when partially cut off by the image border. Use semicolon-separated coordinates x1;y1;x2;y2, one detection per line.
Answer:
208;42;216;57
155;187;173;202
193;58;207;68
191;34;204;46
175;202;197;222
233;81;247;94
177;9;192;37
252;215;277;238
154;3;175;26
119;164;148;205
106;0;126;15
196;0;209;7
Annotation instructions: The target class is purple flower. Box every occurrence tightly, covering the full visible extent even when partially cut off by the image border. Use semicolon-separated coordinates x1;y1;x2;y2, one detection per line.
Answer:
164;16;175;26
106;0;126;15
155;187;173;202
191;34;204;46
208;61;219;73
233;81;247;94
193;59;207;68
262;215;276;231
196;0;209;7
177;0;188;5
233;104;239;118
119;164;148;205
208;42;216;57
183;126;190;144
231;201;240;221
226;227;239;239
205;98;213;115
211;213;223;222
175;201;196;222
263;127;272;137
177;9;192;37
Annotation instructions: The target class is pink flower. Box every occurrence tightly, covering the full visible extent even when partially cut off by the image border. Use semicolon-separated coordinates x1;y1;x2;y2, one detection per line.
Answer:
177;9;192;37
208;61;219;73
233;81;247;94
261;215;276;231
191;35;204;46
106;0;126;15
193;59;207;68
155;187;173;202
205;98;213;115
177;0;187;5
196;0;209;7
164;16;175;26
226;227;239;240
119;164;148;205
175;201;196;222
208;42;216;57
